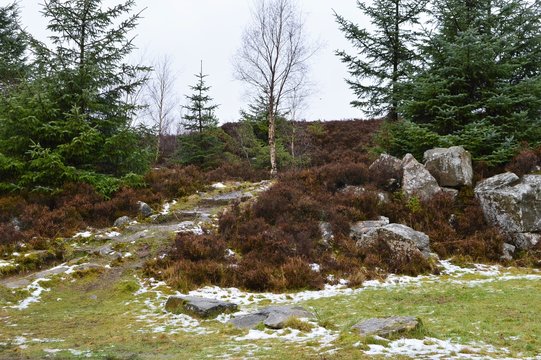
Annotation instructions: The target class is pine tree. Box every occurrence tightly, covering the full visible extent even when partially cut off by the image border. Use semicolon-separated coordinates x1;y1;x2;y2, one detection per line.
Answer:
403;0;541;138
0;2;28;91
335;0;428;121
0;0;152;193
182;61;219;133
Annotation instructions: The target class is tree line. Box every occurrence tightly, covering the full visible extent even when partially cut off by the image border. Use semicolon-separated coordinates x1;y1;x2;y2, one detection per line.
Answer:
0;0;539;196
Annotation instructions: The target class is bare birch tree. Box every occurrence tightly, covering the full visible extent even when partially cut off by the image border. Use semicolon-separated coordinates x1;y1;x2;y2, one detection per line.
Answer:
145;55;178;162
234;0;313;177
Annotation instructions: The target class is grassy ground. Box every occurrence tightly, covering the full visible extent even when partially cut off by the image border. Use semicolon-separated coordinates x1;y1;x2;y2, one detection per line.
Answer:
1;264;540;359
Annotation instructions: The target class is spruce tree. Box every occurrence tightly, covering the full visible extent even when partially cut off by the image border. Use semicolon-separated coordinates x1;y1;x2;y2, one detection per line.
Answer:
182;62;219;133
0;0;152;193
401;0;541;163
0;2;28;91
335;0;428;121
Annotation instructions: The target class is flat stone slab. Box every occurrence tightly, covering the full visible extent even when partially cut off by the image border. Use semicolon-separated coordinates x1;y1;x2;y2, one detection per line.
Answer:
230;305;314;329
165;296;238;319
352;316;421;337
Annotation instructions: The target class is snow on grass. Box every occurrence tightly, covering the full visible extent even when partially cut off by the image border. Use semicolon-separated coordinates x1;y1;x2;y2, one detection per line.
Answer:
105;231;121;238
212;183;227;190
175;221;204;235
234;323;338;347
73;231;93;238
364;337;515;359
131;277;211;335
11;278;51;310
0;259;17;268
160;200;177;215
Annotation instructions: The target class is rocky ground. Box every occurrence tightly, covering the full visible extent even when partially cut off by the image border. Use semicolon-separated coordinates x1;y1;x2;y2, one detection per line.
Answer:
1;181;541;359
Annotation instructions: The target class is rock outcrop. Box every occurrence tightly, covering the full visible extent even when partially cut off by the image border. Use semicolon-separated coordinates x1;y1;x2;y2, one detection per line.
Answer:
402;154;442;200
424;146;473;187
474;172;541;250
165;296;238;318
369;154;403;191
352;316;421;337
351;219;431;258
229;306;314;329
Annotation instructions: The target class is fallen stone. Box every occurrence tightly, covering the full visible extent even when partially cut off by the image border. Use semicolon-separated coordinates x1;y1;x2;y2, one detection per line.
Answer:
350;217;390;237
353;222;431;258
424;146;473;187
402;154;442;200
165;296;238;318
230;305;314;329
113;216;131;227
475;173;541;250
502;243;516;261
137;201;153;218
352;316;421;337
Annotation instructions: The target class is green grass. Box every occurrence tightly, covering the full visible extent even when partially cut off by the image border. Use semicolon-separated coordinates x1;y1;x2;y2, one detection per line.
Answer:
1;266;540;359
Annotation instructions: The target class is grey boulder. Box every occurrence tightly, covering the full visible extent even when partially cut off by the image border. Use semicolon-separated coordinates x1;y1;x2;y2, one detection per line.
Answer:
113;216;131;227
230;306;314;329
137;201;153;218
369;154;404;190
352;222;431;258
402;154;442;200
352;316;421;337
424;146;473;187
475;173;541;250
165;296;238;318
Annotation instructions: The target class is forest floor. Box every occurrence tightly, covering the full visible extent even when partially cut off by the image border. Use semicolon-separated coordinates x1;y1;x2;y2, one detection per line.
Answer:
1;182;541;360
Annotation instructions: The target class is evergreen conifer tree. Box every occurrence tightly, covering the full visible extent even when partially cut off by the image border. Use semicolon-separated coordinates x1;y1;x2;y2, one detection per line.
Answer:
0;2;28;91
0;0;152;193
182;61;219;133
401;0;541;163
335;0;428;121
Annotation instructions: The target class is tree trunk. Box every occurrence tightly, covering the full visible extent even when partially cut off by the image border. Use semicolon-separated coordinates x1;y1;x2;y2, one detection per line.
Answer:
268;98;277;178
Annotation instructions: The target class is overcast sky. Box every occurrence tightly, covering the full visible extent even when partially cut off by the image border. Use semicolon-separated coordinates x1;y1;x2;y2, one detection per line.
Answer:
17;0;367;123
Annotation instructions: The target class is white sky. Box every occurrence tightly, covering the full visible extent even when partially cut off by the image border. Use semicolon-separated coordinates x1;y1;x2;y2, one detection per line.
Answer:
17;0;367;123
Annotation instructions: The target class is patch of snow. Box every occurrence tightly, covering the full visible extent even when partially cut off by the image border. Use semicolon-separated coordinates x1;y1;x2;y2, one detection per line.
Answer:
364;337;512;359
212;182;227;189
73;231;93;238
225;249;236;258
0;259;16;268
310;263;321;272
124;252;133;258
132;277;211;335
11;278;51;310
234;322;338;346
175;221;204;235
160;200;177;215
105;231;121;238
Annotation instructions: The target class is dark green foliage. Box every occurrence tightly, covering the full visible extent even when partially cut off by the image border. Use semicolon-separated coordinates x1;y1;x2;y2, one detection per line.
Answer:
176;129;228;169
397;0;541;165
0;2;28;91
182;63;219;133
0;0;152;194
335;0;428;120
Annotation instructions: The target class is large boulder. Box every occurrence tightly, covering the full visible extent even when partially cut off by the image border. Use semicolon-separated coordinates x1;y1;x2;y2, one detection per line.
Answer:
402;154;442;200
230;306;314;329
369;154;403;191
165;296;238;318
137;201;153;218
352;316;421;337
423;146;473;187
352;222;431;258
475;173;541;250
